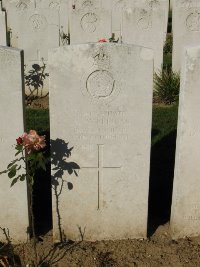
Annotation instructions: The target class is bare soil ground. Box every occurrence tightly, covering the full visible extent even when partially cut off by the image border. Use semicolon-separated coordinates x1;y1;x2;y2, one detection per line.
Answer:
0;223;199;267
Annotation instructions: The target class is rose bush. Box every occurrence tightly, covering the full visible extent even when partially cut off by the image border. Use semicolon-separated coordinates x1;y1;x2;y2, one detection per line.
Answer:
0;130;47;186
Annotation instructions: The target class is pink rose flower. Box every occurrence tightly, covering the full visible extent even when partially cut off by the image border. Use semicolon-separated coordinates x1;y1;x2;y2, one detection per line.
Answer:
22;130;46;154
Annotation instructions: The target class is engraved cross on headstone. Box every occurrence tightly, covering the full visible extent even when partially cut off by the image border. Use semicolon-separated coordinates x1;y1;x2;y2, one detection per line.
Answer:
81;144;121;210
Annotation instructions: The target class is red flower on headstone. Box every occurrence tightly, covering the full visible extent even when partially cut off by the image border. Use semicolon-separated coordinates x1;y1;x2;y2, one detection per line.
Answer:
98;39;108;43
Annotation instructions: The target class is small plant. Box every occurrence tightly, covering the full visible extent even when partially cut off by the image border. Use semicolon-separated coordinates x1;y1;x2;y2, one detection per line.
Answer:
154;69;180;105
0;130;48;266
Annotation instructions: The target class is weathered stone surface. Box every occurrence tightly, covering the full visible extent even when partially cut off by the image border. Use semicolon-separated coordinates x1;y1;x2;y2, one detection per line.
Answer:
171;45;200;238
70;0;112;43
112;0;169;45
172;0;200;71
35;0;69;45
111;0;129;42
0;1;6;45
2;0;67;96
122;0;168;70
2;0;35;46
0;47;28;242
49;43;153;241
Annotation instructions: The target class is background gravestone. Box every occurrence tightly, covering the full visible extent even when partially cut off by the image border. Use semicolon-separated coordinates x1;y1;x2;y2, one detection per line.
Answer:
0;1;6;45
2;0;68;97
69;0;112;43
111;0;129;42
112;0;169;45
15;7;60;97
0;46;28;242
171;45;200;238
35;0;69;45
172;0;200;71
122;0;168;70
49;43;153;241
2;0;35;48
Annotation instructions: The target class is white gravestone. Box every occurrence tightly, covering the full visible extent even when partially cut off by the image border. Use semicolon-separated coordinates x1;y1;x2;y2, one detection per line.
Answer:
35;0;69;45
112;0;169;45
13;7;60;96
0;47;28;242
70;0;112;43
0;1;6;45
2;0;65;96
2;0;35;48
171;45;200;238
49;43;153;241
111;0;129;42
122;0;168;71
172;0;200;71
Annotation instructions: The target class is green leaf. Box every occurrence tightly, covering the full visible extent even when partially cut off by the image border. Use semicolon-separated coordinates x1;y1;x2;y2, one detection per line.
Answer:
27;153;37;161
10;177;19;187
7;159;18;169
19;174;26;181
15;144;23;153
17;165;22;171
15;150;21;156
8;165;17;178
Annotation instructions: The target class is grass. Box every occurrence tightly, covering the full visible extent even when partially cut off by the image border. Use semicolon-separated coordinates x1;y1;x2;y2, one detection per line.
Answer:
25;108;49;133
151;104;178;146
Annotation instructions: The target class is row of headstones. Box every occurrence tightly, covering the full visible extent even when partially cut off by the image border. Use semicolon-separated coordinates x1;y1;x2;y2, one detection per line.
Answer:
0;0;169;97
1;0;200;83
0;41;200;242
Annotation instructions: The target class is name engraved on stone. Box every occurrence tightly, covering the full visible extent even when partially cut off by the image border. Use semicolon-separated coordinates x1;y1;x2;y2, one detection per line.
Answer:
73;111;130;141
86;70;115;99
137;10;152;30
80;12;98;33
49;2;60;9
182;204;200;220
188;128;200;137
29;14;48;31
81;144;121;210
186;12;200;31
